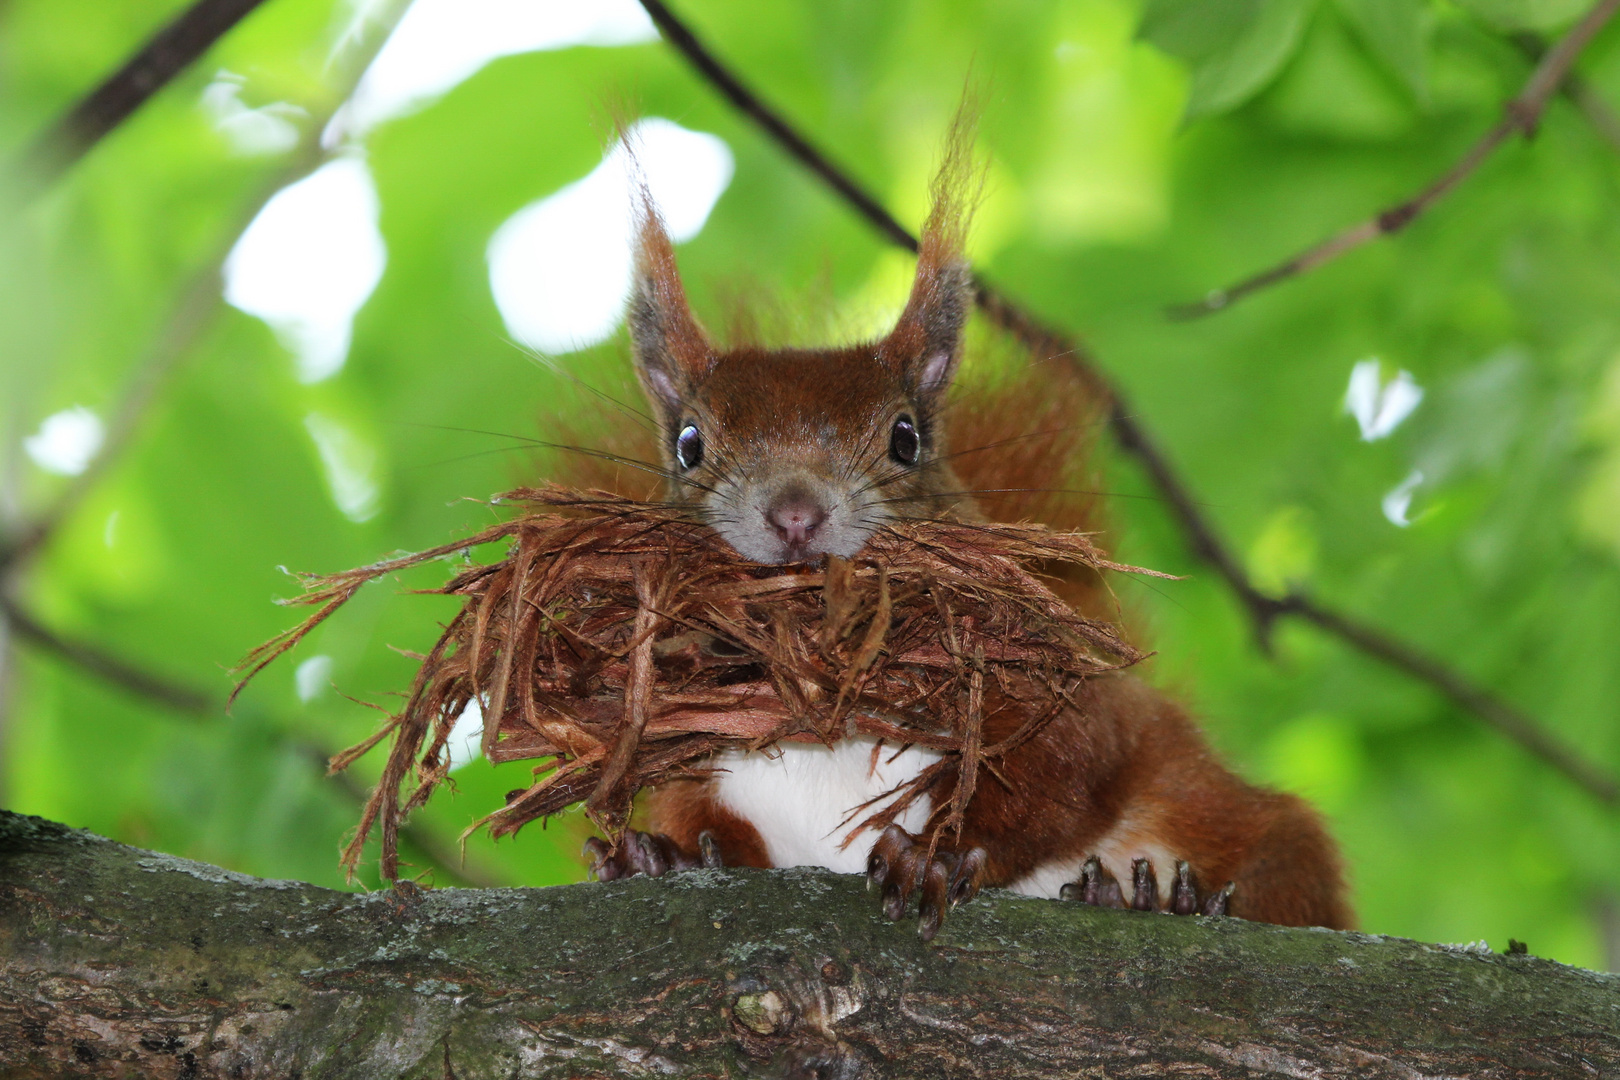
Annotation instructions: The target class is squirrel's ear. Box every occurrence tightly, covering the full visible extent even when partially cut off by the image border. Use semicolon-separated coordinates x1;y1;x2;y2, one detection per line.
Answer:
883;109;980;400
886;236;973;400
629;197;710;414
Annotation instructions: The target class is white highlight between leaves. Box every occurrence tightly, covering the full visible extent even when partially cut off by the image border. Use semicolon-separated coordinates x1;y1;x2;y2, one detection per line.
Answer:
223;156;387;384
446;698;484;771
1382;470;1424;527
487;118;734;354
23;406;104;476
295;655;335;703
327;0;656;143
304;413;382;523
201;71;306;156
1346;359;1423;441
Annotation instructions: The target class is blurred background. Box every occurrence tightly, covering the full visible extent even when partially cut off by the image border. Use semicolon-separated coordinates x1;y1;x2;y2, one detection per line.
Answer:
2;0;1618;969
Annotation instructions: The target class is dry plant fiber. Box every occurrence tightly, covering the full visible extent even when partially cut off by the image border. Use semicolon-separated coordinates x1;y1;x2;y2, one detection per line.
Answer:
235;486;1168;882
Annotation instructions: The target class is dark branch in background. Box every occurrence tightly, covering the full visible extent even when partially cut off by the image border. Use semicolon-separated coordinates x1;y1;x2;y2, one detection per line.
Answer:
973;301;1614;803
0;258;234;576
16;0;271;185
0;0;409;579
637;0;918;256
0;594;508;888
635;0;1620;806
1514;31;1620;154
1169;0;1620;319
1288;598;1619;802
0;597;212;714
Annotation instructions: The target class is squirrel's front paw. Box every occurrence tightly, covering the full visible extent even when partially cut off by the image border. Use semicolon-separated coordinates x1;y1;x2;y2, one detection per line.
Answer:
865;825;987;941
584;829;722;881
1060;855;1233;915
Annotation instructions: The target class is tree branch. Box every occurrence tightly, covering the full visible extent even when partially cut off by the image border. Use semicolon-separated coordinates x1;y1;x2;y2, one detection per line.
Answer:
16;0;272;185
637;0;919;256
634;0;1620;806
1565;73;1620;152
2;810;1616;1078
0;595;508;888
1168;0;1620;319
1286;594;1619;802
1510;32;1620;154
0;595;213;714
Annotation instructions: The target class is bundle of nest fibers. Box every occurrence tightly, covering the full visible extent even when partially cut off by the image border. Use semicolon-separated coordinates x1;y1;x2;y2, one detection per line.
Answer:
235;486;1167;881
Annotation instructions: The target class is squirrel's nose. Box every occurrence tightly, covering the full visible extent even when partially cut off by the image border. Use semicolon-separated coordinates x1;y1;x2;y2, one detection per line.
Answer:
766;497;826;548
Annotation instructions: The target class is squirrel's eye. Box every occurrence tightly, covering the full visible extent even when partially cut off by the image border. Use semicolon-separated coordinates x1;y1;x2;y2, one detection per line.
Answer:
676;423;704;470
889;415;920;466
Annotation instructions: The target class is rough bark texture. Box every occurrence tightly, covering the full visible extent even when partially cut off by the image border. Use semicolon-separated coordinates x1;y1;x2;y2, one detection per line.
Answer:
1;811;1616;1078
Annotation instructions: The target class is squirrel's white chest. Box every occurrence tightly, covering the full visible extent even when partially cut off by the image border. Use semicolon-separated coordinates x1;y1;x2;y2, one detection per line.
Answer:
710;738;941;873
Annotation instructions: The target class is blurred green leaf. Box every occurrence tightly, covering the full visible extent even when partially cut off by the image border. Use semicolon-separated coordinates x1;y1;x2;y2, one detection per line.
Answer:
1259;711;1367;815
1454;0;1592;32
1247;504;1320;595
1333;0;1433;102
1139;0;1318;117
1266;4;1416;137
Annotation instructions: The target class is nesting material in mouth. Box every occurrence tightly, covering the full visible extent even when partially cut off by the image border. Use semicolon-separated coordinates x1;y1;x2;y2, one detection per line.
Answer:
234;486;1169;882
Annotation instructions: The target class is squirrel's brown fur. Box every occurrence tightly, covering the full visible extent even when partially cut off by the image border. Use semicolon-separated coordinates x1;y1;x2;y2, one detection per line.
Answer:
554;122;1350;932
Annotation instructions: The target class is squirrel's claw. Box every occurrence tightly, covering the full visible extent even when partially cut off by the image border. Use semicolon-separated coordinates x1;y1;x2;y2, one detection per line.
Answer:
1060;855;1126;908
866;825;986;941
585;829;719;881
1202;879;1235;917
1130;857;1159;911
697;829;724;868
1171;860;1199;915
1062;855;1234;917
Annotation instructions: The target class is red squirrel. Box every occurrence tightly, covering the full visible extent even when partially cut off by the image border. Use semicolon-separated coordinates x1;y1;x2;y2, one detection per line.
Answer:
577;144;1352;940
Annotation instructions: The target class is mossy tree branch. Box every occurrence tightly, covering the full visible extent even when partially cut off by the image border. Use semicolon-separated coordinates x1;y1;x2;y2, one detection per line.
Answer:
1;811;1615;1079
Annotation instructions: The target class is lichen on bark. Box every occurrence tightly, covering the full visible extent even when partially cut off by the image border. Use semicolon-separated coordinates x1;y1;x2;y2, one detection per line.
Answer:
2;810;1616;1078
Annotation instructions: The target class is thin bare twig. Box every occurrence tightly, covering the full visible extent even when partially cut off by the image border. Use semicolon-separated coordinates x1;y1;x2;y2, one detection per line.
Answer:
0;596;213;714
1514;32;1620;155
635;0;1620;806
1565;76;1620;152
0;593;510;887
1169;0;1620;319
1285;596;1617;803
17;0;272;185
637;0;919;256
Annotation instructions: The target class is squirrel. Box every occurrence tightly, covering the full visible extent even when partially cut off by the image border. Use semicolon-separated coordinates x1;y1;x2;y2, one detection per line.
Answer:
576;133;1352;941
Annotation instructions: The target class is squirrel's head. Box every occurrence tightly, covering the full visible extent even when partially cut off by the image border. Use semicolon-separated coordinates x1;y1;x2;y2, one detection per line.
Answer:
627;179;975;564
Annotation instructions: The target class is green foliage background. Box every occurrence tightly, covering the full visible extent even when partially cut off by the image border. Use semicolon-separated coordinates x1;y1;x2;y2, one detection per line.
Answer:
2;0;1619;968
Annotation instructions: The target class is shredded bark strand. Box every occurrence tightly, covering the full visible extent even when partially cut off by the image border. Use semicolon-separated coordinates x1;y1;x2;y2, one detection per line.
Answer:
236;487;1164;879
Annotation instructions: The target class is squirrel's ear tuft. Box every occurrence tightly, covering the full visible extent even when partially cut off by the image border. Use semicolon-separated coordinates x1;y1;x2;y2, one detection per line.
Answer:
629;192;710;414
884;102;981;402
